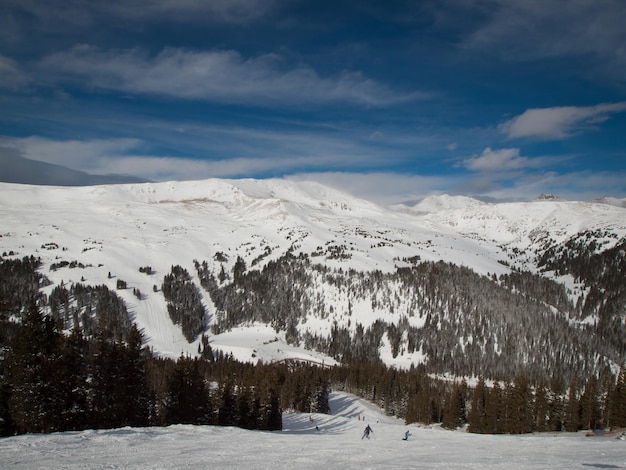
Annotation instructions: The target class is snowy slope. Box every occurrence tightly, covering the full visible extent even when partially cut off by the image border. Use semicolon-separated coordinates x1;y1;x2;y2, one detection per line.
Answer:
1;179;625;361
1;391;624;469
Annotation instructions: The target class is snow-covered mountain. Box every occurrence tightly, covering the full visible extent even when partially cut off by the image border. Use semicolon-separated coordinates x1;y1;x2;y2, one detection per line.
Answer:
1;179;625;375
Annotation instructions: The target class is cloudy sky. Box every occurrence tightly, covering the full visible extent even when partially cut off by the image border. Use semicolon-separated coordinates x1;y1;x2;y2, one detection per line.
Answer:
1;0;625;204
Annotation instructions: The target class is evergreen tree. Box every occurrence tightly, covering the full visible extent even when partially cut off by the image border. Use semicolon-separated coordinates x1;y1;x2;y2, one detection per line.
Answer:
442;381;466;430
563;380;581;432
486;382;504;434
236;385;258;430
547;380;564;432
467;377;488;433
0;379;14;436
165;356;211;425
533;383;550;432
291;373;312;413
607;369;626;429
260;388;282;431
57;326;90;431
162;266;206;342
508;375;533;434
313;378;331;414
579;376;601;431
5;305;65;433
90;335;126;429
217;381;238;426
119;325;150;427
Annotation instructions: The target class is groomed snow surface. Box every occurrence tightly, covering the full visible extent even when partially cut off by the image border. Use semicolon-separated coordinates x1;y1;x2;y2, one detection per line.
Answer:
1;392;624;469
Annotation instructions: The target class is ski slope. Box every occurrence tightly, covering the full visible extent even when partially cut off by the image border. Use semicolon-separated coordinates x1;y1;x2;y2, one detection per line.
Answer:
1;392;624;469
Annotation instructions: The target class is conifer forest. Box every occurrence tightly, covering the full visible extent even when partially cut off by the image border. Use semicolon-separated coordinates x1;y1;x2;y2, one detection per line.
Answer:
1;240;625;438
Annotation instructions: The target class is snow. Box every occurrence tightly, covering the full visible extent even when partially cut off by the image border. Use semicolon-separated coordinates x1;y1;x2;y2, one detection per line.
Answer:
210;324;338;366
0;392;624;469
410;194;487;213
1;179;625;362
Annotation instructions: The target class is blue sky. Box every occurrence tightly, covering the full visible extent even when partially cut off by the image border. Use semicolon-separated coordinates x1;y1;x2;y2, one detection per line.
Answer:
1;0;625;204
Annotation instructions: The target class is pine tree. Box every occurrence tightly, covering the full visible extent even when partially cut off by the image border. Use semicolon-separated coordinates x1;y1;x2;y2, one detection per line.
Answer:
5;305;65;433
547;380;564;432
260;388;282;431
563;380;581;432
90;335;126;429
579;376;600;431
218;381;238;426
58;326;90;431
533;383;550;432
119;325;150;427
0;379;14;436
165;356;211;425
236;385;258;429
607;369;626;429
313;378;331;414
467;377;488;433
485;382;504;434
508;375;533;434
442;381;466;430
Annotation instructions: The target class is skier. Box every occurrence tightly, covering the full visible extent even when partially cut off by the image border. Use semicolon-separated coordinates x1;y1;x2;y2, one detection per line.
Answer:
361;424;373;439
402;430;411;441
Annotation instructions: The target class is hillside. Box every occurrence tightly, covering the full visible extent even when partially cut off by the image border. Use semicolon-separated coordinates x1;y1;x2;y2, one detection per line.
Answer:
1;179;625;385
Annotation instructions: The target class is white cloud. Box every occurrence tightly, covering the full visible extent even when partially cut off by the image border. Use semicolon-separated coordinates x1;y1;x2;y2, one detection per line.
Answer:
499;102;626;139
0;134;457;205
286;172;457;206
0;133;397;184
461;147;537;171
40;45;423;107
0;136;143;173
100;155;343;181
468;170;626;203
4;134;621;205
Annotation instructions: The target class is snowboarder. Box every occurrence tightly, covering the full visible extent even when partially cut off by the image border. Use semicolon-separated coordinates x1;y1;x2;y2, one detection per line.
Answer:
402;430;411;441
362;424;373;439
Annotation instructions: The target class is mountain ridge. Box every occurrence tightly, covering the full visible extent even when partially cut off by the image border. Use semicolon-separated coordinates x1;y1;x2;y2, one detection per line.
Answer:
1;179;624;381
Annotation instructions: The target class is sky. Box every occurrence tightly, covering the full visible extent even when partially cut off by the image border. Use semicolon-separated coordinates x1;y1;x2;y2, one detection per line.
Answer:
1;0;625;205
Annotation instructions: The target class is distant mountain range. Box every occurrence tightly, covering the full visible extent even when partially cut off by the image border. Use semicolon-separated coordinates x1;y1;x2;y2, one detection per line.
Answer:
1;179;624;385
0;150;149;186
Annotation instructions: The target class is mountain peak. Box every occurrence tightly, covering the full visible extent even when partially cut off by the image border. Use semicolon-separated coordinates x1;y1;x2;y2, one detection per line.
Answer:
410;194;485;213
537;193;561;201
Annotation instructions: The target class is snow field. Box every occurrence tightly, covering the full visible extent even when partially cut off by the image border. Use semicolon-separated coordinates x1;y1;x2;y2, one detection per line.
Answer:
0;392;624;469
